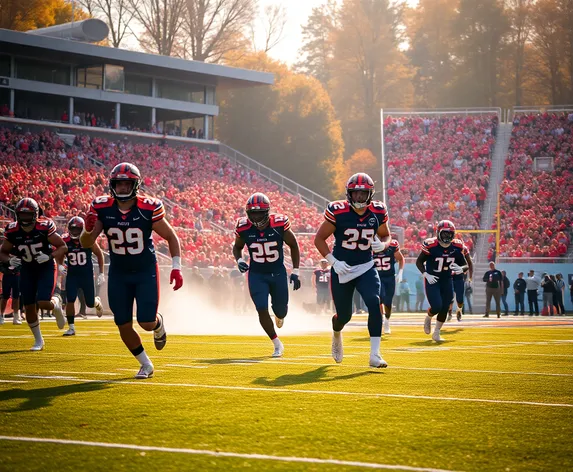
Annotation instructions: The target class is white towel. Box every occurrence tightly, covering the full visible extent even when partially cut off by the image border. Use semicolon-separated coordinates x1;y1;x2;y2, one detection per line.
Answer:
338;260;375;284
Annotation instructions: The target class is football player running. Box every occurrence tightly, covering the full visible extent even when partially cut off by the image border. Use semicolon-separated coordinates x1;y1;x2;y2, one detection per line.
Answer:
233;193;301;357
0;198;67;350
80;163;183;379
416;220;469;342
314;173;391;368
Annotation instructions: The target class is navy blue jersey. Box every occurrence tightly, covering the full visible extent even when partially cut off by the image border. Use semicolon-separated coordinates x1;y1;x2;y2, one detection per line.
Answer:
4;218;57;266
314;268;331;290
90;194;165;273
421;238;468;279
235;213;290;274
373;239;400;277
324;200;388;266
63;233;94;276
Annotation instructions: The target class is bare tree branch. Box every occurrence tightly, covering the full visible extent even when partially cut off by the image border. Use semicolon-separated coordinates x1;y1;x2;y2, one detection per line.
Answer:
260;3;287;53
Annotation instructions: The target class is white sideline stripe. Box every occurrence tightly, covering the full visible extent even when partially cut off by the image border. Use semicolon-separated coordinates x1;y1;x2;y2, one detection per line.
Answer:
50;371;119;376
0;380;27;383
14;375;573;408
0;436;458;472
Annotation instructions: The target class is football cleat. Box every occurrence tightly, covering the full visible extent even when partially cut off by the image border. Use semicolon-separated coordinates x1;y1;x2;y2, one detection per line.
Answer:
30;340;45;351
52;295;65;329
153;313;167;351
424;314;432;335
331;332;343;363
272;340;284;358
274;315;284;329
447;313;452;322
63;327;75;337
383;318;391;335
95;296;103;318
456;308;463;322
135;364;154;379
369;353;388;368
432;331;445;343
13;313;22;325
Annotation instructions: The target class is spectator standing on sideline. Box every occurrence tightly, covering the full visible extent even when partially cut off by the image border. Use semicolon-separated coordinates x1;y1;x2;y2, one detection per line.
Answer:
464;275;473;314
555;274;565;315
526;270;541;316
399;278;411;312
483;261;503;318
415;275;424;312
550;275;561;314
501;270;510;316
513;272;526;316
541;274;556;316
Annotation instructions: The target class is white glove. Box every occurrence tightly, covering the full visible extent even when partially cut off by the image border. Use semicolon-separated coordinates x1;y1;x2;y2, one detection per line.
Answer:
333;260;352;276
97;273;106;286
371;237;387;253
35;252;50;264
396;268;403;284
58;264;67;276
423;272;439;284
9;255;22;268
449;263;464;275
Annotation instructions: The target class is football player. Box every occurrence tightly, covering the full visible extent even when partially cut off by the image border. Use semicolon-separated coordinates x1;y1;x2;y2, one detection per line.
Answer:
232;193;301;357
416;220;469;342
0;198;67;349
0;228;22;325
447;235;473;322
314;173;391;368
80;163;183;379
312;259;331;313
373;238;404;334
60;216;105;336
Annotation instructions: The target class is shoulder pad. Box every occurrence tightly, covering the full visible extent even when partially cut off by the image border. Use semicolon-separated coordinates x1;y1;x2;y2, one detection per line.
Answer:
35;218;56;236
325;200;349;223
137;195;162;211
91;195;115;210
389;239;400;249
62;233;72;243
421;237;438;254
235;217;252;234
5;221;18;233
270;213;290;230
369;200;388;214
451;238;464;248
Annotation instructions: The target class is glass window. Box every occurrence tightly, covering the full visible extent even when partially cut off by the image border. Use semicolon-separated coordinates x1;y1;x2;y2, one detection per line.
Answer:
0;55;10;78
156;79;205;104
77;65;103;89
16;58;70;85
125;74;152;96
104;65;125;92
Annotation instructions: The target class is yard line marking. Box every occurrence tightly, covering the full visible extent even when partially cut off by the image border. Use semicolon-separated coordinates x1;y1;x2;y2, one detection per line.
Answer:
0;380;27;384
14;375;573;408
50;371;120;376
0;435;459;472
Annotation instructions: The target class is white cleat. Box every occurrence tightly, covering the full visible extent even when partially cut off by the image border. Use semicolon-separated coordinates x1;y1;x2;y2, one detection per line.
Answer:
63;327;76;337
456;308;463;322
272;340;284;358
432;331;445;343
135;364;154;379
95;296;103;318
274;315;284;329
30;340;45;351
424;315;432;335
51;295;65;329
383;318;391;335
369;352;388;368
13;314;22;325
332;332;343;363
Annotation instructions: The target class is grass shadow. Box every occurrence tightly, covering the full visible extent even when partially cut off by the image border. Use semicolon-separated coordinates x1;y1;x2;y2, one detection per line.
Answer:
252;365;378;387
0;350;30;355
0;381;109;412
197;356;270;365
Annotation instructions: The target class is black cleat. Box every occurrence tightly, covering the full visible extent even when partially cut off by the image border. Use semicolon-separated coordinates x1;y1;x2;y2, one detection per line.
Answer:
153;313;167;351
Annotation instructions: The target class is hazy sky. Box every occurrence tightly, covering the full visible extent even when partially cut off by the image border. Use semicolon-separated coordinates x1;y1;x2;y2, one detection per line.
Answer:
258;0;420;66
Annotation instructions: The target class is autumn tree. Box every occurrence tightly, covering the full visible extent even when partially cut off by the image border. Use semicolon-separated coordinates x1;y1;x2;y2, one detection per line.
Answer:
0;0;87;31
218;52;345;198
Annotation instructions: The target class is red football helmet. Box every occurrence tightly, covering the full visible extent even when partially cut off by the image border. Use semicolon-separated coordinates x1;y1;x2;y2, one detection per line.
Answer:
109;162;141;202
246;193;271;229
68;216;85;239
346;173;375;209
15;197;39;229
437;220;456;246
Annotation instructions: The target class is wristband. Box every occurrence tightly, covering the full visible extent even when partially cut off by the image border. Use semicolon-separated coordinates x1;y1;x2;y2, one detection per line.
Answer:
325;253;336;265
238;258;247;265
292;268;300;276
172;256;182;270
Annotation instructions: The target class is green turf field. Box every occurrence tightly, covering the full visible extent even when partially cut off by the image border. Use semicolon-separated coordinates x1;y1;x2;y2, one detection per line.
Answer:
1;318;572;471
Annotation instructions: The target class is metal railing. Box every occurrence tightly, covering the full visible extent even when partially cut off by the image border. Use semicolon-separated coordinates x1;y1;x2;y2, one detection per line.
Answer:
382;107;502;118
217;143;329;211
